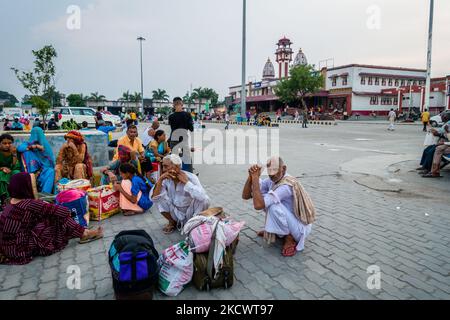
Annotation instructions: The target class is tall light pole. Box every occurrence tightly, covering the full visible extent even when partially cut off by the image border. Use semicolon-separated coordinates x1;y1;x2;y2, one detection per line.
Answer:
424;0;434;112
137;36;146;114
240;0;247;118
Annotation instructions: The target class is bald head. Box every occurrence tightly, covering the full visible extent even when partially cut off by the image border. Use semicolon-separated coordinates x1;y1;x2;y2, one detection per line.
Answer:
151;121;160;130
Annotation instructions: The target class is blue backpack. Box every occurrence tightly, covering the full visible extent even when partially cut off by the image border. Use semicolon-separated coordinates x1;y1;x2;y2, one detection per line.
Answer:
109;230;160;295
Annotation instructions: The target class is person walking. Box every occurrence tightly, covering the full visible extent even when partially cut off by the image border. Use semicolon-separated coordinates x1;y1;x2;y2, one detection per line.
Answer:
388;108;397;131
302;109;308;128
225;113;230;130
421;108;430;132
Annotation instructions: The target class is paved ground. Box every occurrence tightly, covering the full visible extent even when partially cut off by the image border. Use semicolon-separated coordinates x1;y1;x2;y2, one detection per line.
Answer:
1;122;449;300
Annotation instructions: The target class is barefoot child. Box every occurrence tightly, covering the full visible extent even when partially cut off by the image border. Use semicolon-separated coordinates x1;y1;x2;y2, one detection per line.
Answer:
114;163;153;216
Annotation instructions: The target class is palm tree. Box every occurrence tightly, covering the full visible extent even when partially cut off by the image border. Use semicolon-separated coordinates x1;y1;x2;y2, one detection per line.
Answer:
120;90;131;109
130;92;142;111
151;89;170;102
89;92;106;102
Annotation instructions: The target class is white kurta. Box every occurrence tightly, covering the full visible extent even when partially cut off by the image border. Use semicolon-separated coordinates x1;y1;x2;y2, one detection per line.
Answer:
260;176;312;252
150;171;210;225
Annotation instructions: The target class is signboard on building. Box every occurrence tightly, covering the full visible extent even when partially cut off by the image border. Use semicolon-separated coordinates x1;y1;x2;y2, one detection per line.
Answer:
254;82;262;88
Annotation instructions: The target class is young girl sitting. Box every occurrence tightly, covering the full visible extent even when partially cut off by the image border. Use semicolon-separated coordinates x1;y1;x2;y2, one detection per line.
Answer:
146;130;171;163
113;163;153;216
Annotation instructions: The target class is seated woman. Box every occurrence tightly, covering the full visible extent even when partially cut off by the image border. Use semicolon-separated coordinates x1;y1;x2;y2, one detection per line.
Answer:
113;163;153;216
55;131;93;183
146;130;171;163
0;134;21;205
17;127;56;194
0;173;103;265
101;145;138;185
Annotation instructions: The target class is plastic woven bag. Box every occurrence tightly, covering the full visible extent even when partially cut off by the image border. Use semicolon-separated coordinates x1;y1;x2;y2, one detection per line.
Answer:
158;241;193;297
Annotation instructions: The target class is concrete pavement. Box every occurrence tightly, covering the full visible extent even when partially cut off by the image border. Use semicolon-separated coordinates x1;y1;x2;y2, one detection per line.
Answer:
1;122;449;300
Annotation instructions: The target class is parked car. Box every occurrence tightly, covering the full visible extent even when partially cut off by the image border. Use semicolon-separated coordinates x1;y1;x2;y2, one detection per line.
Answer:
59;107;121;128
430;110;450;127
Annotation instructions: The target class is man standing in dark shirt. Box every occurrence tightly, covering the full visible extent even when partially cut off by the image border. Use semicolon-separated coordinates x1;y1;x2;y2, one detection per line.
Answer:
168;97;194;172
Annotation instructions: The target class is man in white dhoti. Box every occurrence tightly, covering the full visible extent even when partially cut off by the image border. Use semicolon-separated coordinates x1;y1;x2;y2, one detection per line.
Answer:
242;157;316;257
150;154;210;234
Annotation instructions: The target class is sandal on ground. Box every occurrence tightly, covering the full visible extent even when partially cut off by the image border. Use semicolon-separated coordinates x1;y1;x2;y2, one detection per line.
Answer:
415;167;425;171
163;224;176;234
79;228;104;244
256;230;265;238
422;173;443;178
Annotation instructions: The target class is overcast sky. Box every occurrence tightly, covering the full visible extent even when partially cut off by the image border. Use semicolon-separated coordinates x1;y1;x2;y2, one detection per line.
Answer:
1;0;449;101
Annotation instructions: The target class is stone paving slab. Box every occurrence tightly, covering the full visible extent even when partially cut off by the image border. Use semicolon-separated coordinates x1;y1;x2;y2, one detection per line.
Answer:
1;173;449;300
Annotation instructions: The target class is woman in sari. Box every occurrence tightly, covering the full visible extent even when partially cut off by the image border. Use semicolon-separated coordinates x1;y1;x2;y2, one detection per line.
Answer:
0;134;21;204
0;173;103;265
17;127;56;194
101;145;138;185
55;131;93;183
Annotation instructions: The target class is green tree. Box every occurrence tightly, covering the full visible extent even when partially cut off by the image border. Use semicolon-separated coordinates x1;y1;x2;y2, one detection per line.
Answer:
11;45;58;121
130;92;142;110
274;64;324;110
43;90;64;108
151;89;169;102
0;91;18;104
30;96;50;123
190;87;220;111
120;90;132;109
88;92;106;102
67;94;87;107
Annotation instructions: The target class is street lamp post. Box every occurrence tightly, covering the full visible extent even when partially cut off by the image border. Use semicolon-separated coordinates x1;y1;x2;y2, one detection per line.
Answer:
137;36;146;114
240;0;247;118
424;0;434;112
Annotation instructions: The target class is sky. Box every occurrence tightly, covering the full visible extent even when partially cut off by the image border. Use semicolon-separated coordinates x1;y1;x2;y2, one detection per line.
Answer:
1;0;449;102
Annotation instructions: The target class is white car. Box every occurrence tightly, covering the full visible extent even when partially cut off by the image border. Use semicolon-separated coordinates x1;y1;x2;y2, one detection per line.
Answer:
430;110;450;127
59;107;121;127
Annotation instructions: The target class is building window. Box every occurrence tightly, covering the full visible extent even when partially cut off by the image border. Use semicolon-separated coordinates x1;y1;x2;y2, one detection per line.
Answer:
381;97;393;105
393;97;398;105
381;78;386;86
368;77;373;85
332;78;337;86
413;80;417;86
395;80;399;86
400;80;405;86
375;77;380;85
388;79;393;86
342;76;348;86
361;77;366;85
370;96;378;105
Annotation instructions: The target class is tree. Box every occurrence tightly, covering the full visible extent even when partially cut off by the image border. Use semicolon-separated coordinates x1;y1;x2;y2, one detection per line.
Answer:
151;89;169;102
274;64;324;110
88;92;106;102
67;94;87;107
120;90;132;108
190;87;220;111
0;91;18;104
130;92;142;110
30;96;50;123
11;45;58;121
43;90;64;108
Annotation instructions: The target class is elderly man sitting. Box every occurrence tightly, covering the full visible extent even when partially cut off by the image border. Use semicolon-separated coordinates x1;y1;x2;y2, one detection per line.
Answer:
242;157;316;257
150;154;210;234
423;121;450;178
